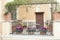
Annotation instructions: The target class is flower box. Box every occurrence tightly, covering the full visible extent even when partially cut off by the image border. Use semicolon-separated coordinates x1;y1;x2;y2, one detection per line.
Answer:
39;27;48;35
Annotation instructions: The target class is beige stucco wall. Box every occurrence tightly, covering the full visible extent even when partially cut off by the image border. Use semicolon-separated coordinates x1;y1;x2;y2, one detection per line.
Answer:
17;5;36;20
17;4;51;27
17;4;51;22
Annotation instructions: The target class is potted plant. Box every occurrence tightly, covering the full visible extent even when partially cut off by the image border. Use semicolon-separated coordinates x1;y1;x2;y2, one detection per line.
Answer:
16;24;23;34
39;27;48;35
27;27;36;35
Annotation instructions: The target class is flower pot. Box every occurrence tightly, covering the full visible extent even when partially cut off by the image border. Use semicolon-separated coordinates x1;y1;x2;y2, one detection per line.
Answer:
28;32;34;35
40;32;46;35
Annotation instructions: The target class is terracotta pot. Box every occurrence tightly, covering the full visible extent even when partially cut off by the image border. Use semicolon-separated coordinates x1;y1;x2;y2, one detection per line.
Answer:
40;32;46;35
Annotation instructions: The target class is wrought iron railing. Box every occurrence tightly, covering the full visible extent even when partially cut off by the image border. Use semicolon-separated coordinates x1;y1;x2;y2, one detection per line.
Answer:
0;20;54;35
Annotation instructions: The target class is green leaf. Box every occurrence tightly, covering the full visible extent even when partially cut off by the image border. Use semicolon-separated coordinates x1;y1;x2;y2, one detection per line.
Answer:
5;0;56;13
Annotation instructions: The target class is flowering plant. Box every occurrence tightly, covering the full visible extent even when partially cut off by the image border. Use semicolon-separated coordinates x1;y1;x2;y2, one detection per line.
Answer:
39;27;48;32
16;24;23;32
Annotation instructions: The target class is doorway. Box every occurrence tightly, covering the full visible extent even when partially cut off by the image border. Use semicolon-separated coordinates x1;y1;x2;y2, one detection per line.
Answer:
35;12;44;28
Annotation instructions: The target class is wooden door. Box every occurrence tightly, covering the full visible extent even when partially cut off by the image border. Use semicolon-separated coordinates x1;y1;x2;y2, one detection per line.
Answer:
36;12;44;28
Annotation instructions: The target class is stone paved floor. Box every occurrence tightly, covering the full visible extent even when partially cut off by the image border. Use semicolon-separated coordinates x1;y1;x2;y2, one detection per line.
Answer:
0;35;55;40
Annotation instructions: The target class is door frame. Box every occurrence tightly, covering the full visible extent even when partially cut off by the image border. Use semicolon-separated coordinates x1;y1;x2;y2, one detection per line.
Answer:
35;12;44;28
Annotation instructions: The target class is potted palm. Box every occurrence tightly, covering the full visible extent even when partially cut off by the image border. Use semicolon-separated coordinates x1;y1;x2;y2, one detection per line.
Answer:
39;27;48;35
27;27;36;35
